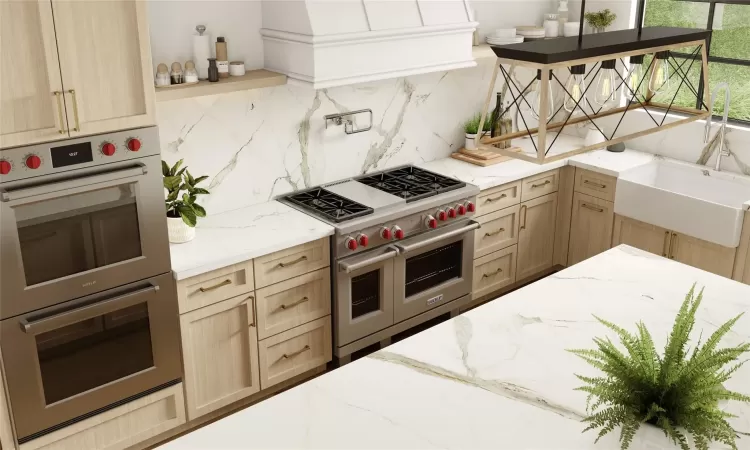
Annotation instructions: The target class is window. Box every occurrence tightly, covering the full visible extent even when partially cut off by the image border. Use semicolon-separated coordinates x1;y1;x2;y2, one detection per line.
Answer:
642;0;750;123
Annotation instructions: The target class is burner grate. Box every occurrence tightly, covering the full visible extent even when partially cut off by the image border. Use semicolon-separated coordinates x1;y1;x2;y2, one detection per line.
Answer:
358;166;465;202
284;188;373;223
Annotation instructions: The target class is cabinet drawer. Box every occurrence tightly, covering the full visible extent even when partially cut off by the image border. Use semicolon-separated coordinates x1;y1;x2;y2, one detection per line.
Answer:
476;181;521;216
521;169;559;202
176;261;254;314
472;245;517;300
254;238;330;288
258;317;332;389
256;268;331;340
574;168;616;202
475;204;520;258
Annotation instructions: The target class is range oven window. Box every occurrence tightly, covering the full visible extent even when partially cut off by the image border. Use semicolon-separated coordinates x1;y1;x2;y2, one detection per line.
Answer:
14;183;142;286
36;302;154;405
351;269;381;319
405;241;463;298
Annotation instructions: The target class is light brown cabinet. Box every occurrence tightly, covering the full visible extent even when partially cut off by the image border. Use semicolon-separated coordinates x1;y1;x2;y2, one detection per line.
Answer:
612;214;670;256
516;192;558;280
568;192;615;266
734;211;750;284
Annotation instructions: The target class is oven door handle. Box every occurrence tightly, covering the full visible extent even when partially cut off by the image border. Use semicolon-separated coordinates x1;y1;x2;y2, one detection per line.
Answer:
338;246;399;274
395;221;481;255
1;164;147;203
19;283;159;335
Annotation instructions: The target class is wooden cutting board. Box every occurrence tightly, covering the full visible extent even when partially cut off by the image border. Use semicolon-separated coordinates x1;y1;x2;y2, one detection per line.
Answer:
451;147;522;166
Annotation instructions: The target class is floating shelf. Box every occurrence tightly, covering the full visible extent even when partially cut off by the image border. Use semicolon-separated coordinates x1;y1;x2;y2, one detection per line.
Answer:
154;69;287;102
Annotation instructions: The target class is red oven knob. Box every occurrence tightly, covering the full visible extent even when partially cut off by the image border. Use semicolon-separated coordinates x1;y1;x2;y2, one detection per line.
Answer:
436;209;447;221
457;204;466;216
447;207;457;218
358;234;369;247
381;227;392;240
392;226;404;240
101;142;116;156
127;138;142;152
25;154;41;169
0;160;11;175
465;201;475;213
425;215;438;229
345;237;358;251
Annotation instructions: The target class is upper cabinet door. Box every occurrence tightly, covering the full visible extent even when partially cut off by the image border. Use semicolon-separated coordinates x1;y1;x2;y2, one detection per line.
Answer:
0;0;67;149
51;0;155;137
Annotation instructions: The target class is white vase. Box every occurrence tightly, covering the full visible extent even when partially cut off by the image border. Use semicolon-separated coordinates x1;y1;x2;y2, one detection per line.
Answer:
465;133;477;150
167;216;196;244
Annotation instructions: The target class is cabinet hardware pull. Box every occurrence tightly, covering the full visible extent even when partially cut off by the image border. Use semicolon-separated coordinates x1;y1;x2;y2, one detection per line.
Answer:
198;279;232;292
245;296;255;326
581;203;604;213
484;228;505;237
669;233;678;259
531;180;551;188
482;268;503;278
662;231;671;257
53;91;65;134
282;345;311;360
583;179;606;189
485;193;507;203
520;205;528;230
277;255;307;268
280;296;309;310
67;90;80;132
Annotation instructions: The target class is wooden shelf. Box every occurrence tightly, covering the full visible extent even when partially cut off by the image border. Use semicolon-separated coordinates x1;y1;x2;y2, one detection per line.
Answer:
472;44;496;60
155;69;287;102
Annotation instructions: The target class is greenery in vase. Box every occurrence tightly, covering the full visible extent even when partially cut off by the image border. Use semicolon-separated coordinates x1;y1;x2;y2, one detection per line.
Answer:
463;112;493;135
163;159;209;227
584;9;617;30
570;284;750;450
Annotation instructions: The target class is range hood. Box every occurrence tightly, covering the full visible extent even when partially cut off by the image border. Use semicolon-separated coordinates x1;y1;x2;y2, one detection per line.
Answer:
260;0;478;89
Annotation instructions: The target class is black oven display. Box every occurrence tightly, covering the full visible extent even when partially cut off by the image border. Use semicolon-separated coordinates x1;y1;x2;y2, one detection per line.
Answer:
50;142;93;168
351;270;381;319
405;242;463;298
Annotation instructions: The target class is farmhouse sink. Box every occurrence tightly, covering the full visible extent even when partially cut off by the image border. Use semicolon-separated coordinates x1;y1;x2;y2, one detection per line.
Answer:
615;159;750;248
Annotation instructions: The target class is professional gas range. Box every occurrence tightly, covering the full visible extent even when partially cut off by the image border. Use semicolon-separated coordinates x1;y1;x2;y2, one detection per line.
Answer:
279;165;480;362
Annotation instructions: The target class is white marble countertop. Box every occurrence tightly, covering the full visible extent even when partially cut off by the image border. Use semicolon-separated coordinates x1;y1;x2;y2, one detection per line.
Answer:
169;201;334;280
160;245;750;449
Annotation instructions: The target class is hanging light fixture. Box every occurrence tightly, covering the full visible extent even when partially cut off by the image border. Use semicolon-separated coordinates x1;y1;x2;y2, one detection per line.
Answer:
530;69;555;120
594;60;617;107
564;65;586;113
649;51;671;95
625;55;646;103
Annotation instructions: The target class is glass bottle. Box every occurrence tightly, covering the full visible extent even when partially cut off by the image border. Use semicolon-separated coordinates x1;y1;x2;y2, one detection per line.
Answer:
207;58;219;82
492;93;513;149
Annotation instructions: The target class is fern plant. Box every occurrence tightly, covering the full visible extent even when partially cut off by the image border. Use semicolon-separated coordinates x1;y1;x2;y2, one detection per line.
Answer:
163;159;209;227
570;284;750;450
584;9;617;30
463;112;492;135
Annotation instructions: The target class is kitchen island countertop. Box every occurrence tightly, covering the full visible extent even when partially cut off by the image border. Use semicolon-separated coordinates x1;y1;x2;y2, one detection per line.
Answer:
159;245;750;449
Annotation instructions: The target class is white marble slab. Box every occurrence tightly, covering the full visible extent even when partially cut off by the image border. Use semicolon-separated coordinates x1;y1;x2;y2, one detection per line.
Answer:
169;201;334;280
159;245;750;449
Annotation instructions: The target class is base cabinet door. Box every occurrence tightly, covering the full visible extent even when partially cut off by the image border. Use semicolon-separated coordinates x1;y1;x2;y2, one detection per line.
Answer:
516;193;558;280
568;192;614;266
612;215;671;257
180;293;260;420
669;232;736;278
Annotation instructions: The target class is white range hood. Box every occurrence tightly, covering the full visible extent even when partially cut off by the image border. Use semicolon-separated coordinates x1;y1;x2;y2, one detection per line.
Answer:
260;0;478;89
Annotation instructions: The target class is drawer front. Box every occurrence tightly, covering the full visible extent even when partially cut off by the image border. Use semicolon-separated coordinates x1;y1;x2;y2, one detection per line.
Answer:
472;245;517;300
574;168;616;202
256;268;332;340
476;181;521;216
176;261;254;314
254;238;330;288
475;204;520;258
521;169;559;202
258;317;332;389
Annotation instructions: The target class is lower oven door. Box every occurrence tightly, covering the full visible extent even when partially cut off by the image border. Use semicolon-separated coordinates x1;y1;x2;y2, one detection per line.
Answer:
393;220;479;323
0;272;181;442
334;245;398;348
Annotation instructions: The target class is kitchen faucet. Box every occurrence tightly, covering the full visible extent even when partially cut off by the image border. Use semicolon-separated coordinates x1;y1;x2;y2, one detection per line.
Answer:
704;82;731;171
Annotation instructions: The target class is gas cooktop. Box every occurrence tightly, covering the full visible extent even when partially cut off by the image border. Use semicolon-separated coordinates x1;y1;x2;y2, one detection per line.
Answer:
284;187;373;223
357;166;466;203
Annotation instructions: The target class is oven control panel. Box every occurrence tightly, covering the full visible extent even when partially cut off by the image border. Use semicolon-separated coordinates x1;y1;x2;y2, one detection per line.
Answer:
0;127;159;183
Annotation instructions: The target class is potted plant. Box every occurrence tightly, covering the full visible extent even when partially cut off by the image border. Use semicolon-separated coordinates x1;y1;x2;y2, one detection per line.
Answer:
570;284;750;450
584;9;617;33
163;159;209;244
464;112;492;150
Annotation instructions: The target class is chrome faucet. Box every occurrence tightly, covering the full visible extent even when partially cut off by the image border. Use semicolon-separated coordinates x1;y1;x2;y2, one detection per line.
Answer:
704;82;731;171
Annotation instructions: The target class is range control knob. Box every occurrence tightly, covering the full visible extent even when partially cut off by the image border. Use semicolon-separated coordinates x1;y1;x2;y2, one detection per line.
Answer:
127;138;142;152
25;154;41;169
101;142;116;156
0;160;11;175
425;215;438;229
447;207;457;218
436;209;447;221
358;234;369;248
392;226;404;240
465;201;476;213
345;237;358;251
381;227;392;240
456;204;466;216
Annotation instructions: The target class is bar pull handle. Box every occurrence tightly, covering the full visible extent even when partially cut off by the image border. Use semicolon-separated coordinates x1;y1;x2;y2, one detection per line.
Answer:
280;296;309;310
282;345;311;360
199;279;232;292
53;91;65;134
277;255;307;268
583;179;607;189
246;295;256;327
662;231;671;257
484;193;507;203
581;203;604;213
669;233;678;259
482;268;503;278
67;89;81;132
531;180;551;188
484;228;505;237
519;205;528;230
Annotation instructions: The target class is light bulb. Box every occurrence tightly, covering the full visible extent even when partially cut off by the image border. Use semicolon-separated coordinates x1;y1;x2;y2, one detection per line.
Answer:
649;51;671;95
625;54;646;103
594;60;617;107
530;70;555;120
564;65;586;113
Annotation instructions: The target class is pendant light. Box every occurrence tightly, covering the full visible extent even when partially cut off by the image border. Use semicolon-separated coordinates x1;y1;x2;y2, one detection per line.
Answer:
625;55;646;102
564;65;586;113
594;60;617;107
649;51;671;94
530;70;555;120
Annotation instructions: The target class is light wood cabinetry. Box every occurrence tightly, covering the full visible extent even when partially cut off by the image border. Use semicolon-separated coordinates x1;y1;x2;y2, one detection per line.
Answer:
734;211;750;284
612;214;671;256
568;192;615;266
254;238;330;288
472;245;517;299
179;293;260;420
521;169;559;202
574;168;616;202
176;262;254;314
474;205;519;258
517;193;558;281
0;349;16;450
475;181;521;216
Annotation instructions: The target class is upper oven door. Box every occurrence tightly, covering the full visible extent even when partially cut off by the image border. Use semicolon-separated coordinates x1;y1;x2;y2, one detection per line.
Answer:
392;220;478;323
0;155;170;318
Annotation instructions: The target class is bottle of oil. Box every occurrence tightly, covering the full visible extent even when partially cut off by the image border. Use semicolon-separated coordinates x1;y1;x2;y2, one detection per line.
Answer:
492;93;512;149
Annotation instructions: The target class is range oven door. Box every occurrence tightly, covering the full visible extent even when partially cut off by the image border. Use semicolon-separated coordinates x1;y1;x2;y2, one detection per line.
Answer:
334;245;398;348
393;220;478;323
0;156;170;319
0;272;181;442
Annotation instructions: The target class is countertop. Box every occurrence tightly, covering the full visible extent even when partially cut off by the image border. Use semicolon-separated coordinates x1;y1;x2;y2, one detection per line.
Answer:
169;201;334;280
158;245;750;449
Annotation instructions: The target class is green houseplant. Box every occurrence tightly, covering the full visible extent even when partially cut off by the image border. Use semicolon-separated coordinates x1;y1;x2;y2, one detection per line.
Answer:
163;159;209;243
463;112;492;150
570;284;750;450
584;9;617;33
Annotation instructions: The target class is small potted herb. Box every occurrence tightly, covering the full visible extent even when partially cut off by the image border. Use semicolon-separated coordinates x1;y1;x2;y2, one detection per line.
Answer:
163;159;209;243
584;9;617;33
464;112;492;150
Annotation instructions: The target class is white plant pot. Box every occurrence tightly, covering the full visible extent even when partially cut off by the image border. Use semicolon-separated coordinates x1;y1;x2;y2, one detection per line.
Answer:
465;133;477;150
167;216;196;244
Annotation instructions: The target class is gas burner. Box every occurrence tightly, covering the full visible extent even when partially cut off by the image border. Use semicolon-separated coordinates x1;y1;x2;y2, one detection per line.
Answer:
357;166;466;202
284;188;373;223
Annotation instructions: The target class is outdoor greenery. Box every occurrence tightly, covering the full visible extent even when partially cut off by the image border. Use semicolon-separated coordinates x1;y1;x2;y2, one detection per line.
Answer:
584;9;618;30
163;159;209;227
570;284;750;450
463;112;492;135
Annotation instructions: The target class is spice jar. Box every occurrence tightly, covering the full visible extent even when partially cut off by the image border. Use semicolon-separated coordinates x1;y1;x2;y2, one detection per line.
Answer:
207;58;219;82
155;63;170;86
170;62;183;84
544;13;559;38
184;61;199;83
